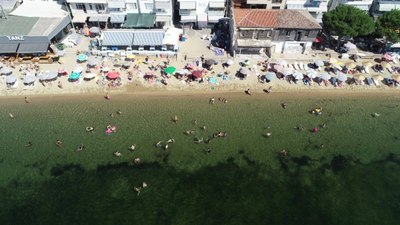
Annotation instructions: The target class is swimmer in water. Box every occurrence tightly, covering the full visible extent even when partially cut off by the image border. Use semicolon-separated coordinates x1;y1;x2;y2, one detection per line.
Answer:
77;144;85;151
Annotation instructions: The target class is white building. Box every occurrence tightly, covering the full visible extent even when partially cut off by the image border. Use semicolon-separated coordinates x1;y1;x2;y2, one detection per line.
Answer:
66;0;172;28
285;0;329;23
243;0;286;9
329;0;373;12
370;0;400;16
177;0;226;28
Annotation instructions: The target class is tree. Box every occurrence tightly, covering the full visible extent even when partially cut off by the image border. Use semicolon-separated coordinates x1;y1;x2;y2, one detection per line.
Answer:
375;10;400;43
322;5;375;47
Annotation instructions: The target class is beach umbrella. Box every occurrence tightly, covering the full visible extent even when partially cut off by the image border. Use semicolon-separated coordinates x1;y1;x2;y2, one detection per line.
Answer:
381;61;392;69
192;70;203;78
126;54;135;60
208;77;217;84
205;59;216;66
39;72;48;81
281;68;293;76
276;59;287;67
176;69;190;75
102;67;110;72
319;73;331;81
106;71;120;79
87;58;99;67
57;68;67;75
345;62;357;69
164;66;176;74
383;53;393;61
77;54;88;62
314;60;324;67
122;62;131;68
89;27;100;33
392;75;400;82
344;42;357;50
69;72;81;80
1;67;13;75
264;72;276;81
372;74;383;81
84;73;96;80
239;67;250;75
273;64;283;71
353;74;365;81
337;73;348;82
6;75;17;84
45;71;58;81
226;59;234;66
362;61;373;68
306;69;318;78
73;66;83;73
23;74;36;85
292;71;304;80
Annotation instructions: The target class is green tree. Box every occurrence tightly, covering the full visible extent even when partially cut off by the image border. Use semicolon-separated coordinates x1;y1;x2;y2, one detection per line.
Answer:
376;10;400;43
322;5;375;46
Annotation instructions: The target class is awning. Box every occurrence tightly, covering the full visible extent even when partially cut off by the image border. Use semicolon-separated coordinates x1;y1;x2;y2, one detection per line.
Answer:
0;43;19;53
132;31;164;46
123;13;156;28
209;1;225;8
155;1;171;8
102;31;134;46
110;13;126;23
72;14;88;23
108;1;125;8
18;42;49;54
180;1;196;9
89;15;110;22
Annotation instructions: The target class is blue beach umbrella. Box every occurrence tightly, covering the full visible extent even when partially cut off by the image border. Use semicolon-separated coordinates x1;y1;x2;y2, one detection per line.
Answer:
209;77;217;84
69;72;81;80
77;54;88;62
264;72;276;81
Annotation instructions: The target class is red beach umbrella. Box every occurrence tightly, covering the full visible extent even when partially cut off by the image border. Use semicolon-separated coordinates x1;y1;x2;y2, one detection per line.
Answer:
192;70;203;78
106;71;120;79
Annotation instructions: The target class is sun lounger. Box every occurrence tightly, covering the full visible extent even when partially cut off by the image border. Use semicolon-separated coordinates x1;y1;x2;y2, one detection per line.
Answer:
372;78;381;87
298;62;304;71
366;77;374;86
387;67;394;73
292;62;298;70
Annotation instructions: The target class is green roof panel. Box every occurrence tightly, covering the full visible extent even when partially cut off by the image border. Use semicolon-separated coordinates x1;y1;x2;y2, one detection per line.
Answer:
0;16;40;35
123;13;155;28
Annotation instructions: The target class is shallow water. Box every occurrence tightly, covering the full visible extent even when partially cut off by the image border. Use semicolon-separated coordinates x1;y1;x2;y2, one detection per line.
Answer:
0;93;399;224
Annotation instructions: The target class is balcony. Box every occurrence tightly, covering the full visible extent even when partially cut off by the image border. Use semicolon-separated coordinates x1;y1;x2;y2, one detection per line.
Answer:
180;15;197;23
179;9;196;16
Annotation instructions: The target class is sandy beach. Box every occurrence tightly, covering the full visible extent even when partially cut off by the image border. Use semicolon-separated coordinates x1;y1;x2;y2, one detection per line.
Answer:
1;29;400;98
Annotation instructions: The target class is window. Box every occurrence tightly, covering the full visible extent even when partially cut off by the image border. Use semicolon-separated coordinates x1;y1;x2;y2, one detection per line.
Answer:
304;31;310;37
239;30;253;39
272;6;280;9
285;30;291;36
76;3;85;10
257;30;271;39
145;3;154;10
126;3;137;10
95;4;105;11
272;0;282;3
88;4;93;10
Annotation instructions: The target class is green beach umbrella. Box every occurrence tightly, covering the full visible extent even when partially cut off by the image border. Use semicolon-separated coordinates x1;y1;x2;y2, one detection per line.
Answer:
164;66;176;74
69;72;81;80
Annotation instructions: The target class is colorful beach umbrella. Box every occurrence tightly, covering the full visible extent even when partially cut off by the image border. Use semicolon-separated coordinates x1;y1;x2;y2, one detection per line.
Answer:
345;62;357;69
208;77;217;84
362;61;373;68
106;71;120;79
383;53;393;61
77;54;88;62
372;74;383;81
192;70;203;78
353;74;365;81
69;72;81;80
126;54;136;60
392;75;400;82
164;66;176;74
381;61;392;69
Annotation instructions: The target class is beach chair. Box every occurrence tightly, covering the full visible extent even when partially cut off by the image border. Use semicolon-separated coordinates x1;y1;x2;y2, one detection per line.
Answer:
366;77;374;86
372;78;381;87
292;62;298;70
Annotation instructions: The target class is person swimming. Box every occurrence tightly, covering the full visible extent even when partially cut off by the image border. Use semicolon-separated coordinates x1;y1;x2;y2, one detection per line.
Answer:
86;127;94;132
155;141;162;147
113;151;122;157
25;141;33;147
166;139;175;144
129;144;136;151
55;140;62;148
77;144;85;151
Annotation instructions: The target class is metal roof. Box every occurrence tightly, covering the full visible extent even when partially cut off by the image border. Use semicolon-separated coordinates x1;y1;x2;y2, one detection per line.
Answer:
102;30;165;46
0;16;39;35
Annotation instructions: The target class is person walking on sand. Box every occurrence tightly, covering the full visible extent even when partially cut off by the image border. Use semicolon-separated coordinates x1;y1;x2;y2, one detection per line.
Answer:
105;93;111;100
209;97;215;104
24;97;30;104
245;89;252;96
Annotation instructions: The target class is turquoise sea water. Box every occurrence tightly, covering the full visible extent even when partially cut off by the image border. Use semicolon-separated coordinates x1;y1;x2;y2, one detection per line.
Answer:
0;92;400;224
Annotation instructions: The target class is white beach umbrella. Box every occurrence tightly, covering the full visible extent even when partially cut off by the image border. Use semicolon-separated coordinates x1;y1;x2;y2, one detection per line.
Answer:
281;68;293;76
306;69;318;79
293;71;304;80
84;73;96;80
314;60;324;67
319;72;331;81
1;67;13;75
276;60;287;67
73;66;83;73
24;74;36;84
6;75;17;84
